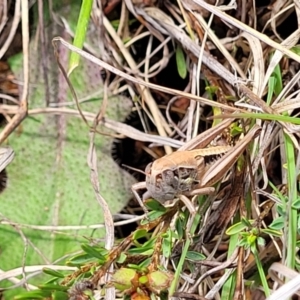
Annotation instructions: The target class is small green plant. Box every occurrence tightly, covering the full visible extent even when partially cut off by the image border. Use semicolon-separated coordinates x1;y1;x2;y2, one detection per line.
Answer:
226;214;282;298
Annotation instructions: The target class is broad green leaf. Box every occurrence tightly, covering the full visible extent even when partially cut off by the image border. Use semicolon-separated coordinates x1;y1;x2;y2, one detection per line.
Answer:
269;216;284;230
0;4;136;297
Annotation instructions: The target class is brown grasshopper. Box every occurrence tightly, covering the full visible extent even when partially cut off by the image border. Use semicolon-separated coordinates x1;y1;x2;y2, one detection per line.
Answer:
132;120;260;214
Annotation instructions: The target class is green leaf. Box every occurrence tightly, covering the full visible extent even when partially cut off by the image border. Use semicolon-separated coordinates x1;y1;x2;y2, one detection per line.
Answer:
230;123;243;136
276;204;285;216
66;252;96;266
14;290;51;299
133;229;148;240
126;264;142;271
162;234;172;258
185;251;206;261
221;213;240;300
81;244;107;260
226;220;255;236
176;45;187;79
127;246;154;255
261;228;282;237
241;217;253;228
175;216;184;240
267;76;276;105
142;210;166;223
1;4;135;297
42;268;65;278
256;237;266;247
292;197;300;209
140;237;156;249
272;63;283;96
269;217;285;230
138;257;151;268
298;216;300;235
238;238;248;248
52;291;69;300
38;284;69;291
205;85;219;95
44;277;61;285
116;252;127;264
145;199;167;212
291;45;300;56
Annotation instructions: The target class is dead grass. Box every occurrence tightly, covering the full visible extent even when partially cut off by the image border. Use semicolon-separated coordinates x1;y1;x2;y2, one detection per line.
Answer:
1;1;300;300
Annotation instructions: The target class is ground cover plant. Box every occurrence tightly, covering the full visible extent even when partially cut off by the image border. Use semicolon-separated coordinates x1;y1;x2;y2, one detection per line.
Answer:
0;0;300;299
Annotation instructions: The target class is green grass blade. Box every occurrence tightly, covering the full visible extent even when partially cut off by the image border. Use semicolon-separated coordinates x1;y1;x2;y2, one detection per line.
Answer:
176;45;187;79
221;213;241;300
213;112;300;125
169;207;202;295
252;246;270;297
68;0;93;75
284;132;297;269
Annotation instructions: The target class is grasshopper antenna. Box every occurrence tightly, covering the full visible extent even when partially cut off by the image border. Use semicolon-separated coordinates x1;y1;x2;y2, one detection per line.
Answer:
122;164;146;175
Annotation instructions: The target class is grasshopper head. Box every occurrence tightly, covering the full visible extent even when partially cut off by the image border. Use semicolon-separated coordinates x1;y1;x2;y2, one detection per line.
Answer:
145;162;177;202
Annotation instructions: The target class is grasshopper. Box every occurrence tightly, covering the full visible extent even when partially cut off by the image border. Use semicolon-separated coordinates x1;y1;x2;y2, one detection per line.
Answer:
132;120;260;214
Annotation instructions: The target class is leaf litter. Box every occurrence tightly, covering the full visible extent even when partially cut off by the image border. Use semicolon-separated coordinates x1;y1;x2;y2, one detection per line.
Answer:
1;1;300;300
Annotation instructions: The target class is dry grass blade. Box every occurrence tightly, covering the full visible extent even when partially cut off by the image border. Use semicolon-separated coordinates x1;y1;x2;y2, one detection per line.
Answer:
267;263;300;300
191;0;300;63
